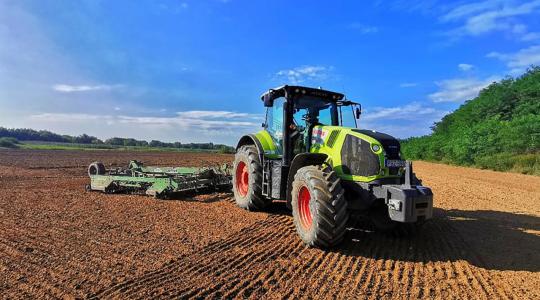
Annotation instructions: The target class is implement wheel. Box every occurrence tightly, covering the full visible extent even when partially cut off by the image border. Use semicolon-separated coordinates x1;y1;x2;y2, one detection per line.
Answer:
291;165;348;248
233;145;270;210
88;162;105;176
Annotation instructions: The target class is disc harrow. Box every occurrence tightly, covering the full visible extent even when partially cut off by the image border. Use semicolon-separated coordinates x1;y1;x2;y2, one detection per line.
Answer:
86;160;232;199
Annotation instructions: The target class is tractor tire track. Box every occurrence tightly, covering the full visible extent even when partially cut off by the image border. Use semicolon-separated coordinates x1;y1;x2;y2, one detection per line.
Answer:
101;196;513;300
94;215;293;298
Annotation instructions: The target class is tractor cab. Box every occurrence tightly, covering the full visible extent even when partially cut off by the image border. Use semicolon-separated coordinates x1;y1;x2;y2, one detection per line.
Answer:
261;86;361;162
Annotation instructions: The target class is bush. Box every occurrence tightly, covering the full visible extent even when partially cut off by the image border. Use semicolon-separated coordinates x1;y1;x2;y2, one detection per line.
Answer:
0;137;19;148
510;153;540;175
217;146;235;154
474;153;516;172
474;153;539;175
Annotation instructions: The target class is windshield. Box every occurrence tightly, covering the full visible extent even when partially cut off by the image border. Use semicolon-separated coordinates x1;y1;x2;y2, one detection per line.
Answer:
291;96;337;127
290;96;360;128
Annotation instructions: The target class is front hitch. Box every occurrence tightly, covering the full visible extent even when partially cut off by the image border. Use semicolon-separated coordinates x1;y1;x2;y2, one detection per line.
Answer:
373;161;434;223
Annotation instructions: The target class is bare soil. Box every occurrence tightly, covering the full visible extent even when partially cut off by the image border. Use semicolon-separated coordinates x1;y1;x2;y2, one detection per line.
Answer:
0;149;538;299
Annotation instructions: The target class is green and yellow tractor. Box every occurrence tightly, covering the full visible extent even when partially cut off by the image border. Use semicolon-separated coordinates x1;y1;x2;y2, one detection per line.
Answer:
233;85;433;248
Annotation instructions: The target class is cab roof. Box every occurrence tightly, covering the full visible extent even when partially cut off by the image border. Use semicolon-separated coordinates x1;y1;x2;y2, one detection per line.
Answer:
261;85;345;107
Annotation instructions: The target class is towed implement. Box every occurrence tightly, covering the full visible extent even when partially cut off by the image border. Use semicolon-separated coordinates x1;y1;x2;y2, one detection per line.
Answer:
86;160;232;199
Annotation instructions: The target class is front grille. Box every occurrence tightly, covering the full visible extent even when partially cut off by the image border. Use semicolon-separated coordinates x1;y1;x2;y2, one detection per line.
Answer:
341;135;380;177
385;145;400;159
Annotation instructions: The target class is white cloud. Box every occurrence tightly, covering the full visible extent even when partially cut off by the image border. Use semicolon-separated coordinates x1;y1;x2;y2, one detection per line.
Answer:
384;0;444;15
362;102;446;121
348;23;379;34
458;63;474;71
275;65;330;84
440;0;540;39
19;110;264;145
428;76;499;102
487;45;540;74
52;84;121;93
0;1;101;110
29;110;262;131
399;82;418;88
440;0;506;22
358;102;448;138
158;2;189;13
521;31;540;41
176;110;262;119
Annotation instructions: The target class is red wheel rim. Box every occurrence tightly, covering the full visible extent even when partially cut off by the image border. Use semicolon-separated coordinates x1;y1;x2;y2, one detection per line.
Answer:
298;186;312;230
235;161;249;197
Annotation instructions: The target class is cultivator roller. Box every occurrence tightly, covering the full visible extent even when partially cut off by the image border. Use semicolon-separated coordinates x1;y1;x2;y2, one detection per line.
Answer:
86;160;232;199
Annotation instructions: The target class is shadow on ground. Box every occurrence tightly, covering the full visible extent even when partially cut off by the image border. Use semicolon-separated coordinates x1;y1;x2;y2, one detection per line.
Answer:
260;201;539;272
337;207;540;272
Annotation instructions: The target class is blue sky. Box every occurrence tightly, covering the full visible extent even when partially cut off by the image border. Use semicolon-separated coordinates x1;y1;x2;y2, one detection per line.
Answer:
1;0;539;145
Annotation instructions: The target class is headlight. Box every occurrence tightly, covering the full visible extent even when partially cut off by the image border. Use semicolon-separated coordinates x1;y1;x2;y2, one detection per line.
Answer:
371;144;380;152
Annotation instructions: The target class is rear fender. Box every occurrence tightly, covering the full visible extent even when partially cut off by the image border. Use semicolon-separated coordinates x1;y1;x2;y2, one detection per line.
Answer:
286;153;328;209
237;130;280;160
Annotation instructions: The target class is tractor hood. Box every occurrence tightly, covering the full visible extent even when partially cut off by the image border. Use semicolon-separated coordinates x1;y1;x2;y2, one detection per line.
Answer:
310;125;403;183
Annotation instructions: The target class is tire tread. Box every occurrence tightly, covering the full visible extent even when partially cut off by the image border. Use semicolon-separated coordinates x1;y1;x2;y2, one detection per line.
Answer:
292;165;348;248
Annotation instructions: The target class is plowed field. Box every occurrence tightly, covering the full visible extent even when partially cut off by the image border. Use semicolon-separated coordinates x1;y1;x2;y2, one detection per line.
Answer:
0;149;538;299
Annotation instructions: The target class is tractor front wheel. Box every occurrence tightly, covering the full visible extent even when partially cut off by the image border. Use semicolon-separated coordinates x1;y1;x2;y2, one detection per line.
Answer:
233;145;270;210
291;165;348;248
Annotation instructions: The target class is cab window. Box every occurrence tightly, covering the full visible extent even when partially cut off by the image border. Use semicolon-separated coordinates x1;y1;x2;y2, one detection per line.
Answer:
265;97;285;155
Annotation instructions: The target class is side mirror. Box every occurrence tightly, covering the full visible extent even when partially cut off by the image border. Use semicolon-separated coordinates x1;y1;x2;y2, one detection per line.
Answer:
263;93;273;107
355;105;362;119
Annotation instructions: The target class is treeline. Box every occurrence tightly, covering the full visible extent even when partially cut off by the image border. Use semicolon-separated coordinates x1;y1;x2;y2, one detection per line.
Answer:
401;67;540;175
0;127;101;144
0;127;235;152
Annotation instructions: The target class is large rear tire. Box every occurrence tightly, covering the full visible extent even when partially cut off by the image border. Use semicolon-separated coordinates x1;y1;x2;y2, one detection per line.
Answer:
232;145;270;210
291;165;348;248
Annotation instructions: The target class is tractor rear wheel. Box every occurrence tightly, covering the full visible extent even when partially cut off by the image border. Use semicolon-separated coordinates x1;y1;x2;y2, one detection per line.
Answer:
233;145;270;210
291;165;348;248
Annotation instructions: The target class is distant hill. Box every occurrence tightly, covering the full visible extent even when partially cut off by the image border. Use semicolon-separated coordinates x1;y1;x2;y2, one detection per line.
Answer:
402;67;540;175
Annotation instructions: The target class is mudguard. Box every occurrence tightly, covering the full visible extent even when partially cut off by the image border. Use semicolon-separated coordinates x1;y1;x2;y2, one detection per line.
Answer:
236;130;280;160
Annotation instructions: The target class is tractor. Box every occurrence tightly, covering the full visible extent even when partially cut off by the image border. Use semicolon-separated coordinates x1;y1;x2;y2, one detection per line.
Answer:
233;85;433;248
